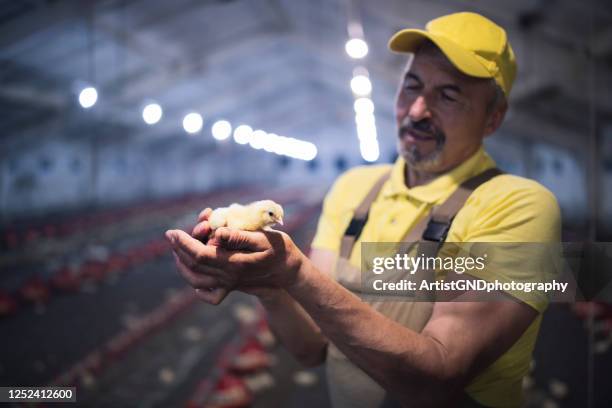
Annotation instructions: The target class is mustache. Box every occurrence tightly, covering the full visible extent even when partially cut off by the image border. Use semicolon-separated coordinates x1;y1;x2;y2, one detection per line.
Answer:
399;118;446;146
399;117;438;137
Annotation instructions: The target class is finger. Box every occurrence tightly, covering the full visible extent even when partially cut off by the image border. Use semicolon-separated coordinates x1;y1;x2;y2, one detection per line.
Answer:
214;227;267;251
166;229;227;268
173;247;226;279
173;253;222;288
198;208;213;222
194;287;229;305
192;221;212;241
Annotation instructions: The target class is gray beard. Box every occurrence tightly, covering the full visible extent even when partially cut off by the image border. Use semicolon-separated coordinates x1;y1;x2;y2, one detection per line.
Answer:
397;139;445;171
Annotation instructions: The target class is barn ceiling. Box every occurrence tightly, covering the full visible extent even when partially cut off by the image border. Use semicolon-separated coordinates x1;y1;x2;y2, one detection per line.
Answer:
0;0;611;158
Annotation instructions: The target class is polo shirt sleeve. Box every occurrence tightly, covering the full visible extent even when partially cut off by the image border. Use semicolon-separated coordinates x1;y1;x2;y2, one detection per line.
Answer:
450;175;562;312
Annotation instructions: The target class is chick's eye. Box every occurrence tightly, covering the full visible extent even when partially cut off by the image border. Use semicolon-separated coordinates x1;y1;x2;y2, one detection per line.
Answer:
268;211;274;217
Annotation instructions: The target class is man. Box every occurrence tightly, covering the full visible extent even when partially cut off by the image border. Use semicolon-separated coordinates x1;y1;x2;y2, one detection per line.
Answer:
166;12;560;408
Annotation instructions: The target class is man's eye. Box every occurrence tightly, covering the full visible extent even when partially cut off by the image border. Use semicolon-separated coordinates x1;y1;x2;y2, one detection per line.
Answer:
441;91;457;102
403;83;420;91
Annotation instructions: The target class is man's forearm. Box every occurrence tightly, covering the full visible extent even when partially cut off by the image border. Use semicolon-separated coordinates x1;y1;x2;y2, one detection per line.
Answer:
285;259;455;405
257;289;328;367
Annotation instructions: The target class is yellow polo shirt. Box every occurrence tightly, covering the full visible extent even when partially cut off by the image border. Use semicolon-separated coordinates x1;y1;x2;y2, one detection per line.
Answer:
312;146;561;407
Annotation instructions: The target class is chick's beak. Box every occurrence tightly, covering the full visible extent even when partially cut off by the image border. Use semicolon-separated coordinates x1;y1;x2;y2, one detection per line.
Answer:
277;217;284;226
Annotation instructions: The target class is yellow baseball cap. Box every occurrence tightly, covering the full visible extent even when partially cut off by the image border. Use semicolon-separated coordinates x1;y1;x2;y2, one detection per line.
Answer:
388;12;517;97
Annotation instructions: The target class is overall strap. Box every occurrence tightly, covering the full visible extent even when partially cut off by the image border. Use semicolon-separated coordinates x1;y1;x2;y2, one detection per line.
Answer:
402;167;505;298
419;167;504;245
340;167;504;260
339;171;391;259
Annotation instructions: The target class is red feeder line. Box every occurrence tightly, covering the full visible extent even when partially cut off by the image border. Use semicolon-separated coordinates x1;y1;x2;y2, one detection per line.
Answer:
19;277;51;304
5;197;319;320
47;195;320;386
185;318;263;407
0;290;18;317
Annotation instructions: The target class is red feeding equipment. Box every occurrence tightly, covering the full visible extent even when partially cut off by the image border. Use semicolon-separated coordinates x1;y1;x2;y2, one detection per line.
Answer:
24;228;40;243
147;240;169;258
99;213;114;224
4;230;18;249
0;290;18;317
43;224;57;238
20;276;51;304
106;331;139;360
230;338;271;374
572;302;605;320
126;245;148;265
51;267;81;292
107;254;129;274
206;374;253;408
82;350;104;375
79;260;109;283
255;318;275;348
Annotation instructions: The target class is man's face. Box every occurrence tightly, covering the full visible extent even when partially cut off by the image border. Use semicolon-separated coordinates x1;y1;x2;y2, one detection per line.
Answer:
395;43;502;173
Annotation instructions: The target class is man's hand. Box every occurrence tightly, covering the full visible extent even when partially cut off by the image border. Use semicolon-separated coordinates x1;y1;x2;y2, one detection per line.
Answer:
176;207;229;304
166;212;305;305
191;207;215;243
182;207;283;303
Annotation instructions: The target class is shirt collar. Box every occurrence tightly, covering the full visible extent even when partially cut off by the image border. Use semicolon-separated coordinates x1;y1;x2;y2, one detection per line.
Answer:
382;146;497;204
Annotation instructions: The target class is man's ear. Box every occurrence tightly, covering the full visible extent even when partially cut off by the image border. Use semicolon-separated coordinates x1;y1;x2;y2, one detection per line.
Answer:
484;99;507;138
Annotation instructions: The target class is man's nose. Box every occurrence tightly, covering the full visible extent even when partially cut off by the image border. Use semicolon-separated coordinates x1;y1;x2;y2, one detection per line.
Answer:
408;95;431;122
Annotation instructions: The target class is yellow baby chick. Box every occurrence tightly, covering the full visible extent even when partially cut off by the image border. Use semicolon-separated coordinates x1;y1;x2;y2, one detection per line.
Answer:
208;200;284;231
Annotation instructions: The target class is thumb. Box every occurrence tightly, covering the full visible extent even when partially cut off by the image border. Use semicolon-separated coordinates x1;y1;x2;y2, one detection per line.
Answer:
197;207;213;222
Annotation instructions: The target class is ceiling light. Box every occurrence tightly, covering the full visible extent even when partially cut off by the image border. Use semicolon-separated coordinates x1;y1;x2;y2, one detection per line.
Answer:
211;120;232;140
183;112;203;134
142;103;162;125
233;125;253;144
350;75;372;96
78;87;98;109
345;38;369;59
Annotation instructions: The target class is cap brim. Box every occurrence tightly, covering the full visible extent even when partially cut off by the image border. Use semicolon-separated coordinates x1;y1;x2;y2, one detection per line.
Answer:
388;29;492;79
